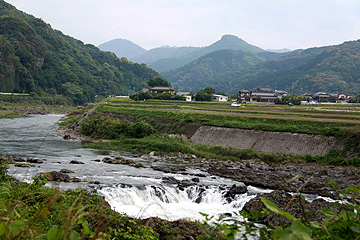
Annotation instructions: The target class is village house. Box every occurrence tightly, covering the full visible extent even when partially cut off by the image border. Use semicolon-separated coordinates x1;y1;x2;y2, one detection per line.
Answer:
237;89;251;102
176;91;192;101
144;86;176;96
212;94;228;102
250;87;279;103
338;93;355;103
237;87;288;103
312;92;338;103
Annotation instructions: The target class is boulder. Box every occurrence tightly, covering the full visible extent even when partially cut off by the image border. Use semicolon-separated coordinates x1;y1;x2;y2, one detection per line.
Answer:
224;185;247;201
27;158;44;164
70;160;84;164
39;171;81;182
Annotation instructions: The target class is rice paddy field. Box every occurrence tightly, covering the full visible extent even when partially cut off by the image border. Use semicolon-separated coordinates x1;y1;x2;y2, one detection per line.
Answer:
97;98;360;138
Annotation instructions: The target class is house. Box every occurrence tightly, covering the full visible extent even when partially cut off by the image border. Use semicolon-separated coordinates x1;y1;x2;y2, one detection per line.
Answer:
177;91;192;102
302;93;313;100
237;89;251;102
275;90;288;98
250;87;278;103
338;93;354;103
212;94;228;102
148;86;176;96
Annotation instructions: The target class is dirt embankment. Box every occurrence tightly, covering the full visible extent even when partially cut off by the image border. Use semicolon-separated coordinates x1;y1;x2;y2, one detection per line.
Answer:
191;126;343;156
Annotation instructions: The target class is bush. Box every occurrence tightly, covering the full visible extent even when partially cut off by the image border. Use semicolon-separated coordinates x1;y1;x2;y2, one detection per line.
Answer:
80;116;156;139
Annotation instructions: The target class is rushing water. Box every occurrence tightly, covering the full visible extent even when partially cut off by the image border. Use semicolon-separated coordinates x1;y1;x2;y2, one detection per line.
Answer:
0;115;269;221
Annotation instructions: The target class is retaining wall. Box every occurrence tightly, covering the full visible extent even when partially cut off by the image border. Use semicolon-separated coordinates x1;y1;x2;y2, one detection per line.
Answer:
190;126;342;156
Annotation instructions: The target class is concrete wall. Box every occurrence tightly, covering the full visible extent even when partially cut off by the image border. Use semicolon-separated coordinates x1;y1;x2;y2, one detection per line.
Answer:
191;126;342;156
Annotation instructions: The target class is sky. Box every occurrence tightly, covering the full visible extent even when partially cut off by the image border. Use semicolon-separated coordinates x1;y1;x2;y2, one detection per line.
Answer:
5;0;360;50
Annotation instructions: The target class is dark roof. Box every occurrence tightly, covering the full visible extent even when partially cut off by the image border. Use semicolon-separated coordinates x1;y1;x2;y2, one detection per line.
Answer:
150;86;175;91
177;91;191;96
251;92;277;97
275;90;288;94
239;89;251;93
254;87;274;93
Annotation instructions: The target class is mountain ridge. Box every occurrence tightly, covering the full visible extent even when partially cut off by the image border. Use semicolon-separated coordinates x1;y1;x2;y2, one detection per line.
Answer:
164;41;360;95
99;34;265;72
98;38;147;59
0;0;158;104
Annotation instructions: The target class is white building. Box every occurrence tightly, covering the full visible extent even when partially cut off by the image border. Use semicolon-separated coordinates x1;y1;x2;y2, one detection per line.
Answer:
212;94;228;102
176;91;192;101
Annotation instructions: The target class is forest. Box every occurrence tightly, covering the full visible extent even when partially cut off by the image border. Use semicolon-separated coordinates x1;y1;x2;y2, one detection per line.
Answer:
0;0;158;105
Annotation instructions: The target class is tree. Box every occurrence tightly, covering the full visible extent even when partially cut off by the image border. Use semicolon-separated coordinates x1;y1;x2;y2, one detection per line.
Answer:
195;87;215;101
147;77;171;87
203;87;215;95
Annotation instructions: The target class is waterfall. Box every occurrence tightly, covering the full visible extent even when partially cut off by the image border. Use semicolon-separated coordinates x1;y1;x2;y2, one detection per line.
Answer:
99;184;257;221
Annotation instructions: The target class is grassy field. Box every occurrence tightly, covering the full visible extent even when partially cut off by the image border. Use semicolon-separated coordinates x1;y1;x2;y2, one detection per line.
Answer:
96;98;360;137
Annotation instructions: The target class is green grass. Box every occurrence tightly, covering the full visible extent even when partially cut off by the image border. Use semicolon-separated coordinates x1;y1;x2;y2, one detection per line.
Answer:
96;104;354;138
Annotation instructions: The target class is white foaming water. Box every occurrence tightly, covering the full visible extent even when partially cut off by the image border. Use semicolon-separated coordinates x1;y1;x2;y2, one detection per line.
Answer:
99;184;256;221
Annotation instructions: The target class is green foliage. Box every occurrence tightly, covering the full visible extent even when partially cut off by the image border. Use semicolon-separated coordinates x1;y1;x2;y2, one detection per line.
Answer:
147;76;171;87
195;87;215;101
0;1;158;105
80;116;156;139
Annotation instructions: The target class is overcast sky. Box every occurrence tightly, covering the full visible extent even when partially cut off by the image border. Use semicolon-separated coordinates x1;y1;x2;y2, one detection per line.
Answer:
5;0;360;50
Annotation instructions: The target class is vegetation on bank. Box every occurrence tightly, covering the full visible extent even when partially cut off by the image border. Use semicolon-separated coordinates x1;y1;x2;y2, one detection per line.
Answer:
0;95;79;118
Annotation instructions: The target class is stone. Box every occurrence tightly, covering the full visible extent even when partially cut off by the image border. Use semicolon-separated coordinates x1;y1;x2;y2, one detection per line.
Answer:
63;135;71;140
70;160;84;164
27;158;43;164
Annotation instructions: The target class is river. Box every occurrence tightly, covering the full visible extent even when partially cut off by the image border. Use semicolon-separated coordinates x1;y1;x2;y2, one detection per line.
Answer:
0;115;270;222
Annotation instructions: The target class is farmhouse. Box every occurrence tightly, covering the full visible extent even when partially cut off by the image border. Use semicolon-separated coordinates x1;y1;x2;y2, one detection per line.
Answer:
250;87;279;103
147;86;176;96
237;89;251;102
177;91;192;102
212;94;228;102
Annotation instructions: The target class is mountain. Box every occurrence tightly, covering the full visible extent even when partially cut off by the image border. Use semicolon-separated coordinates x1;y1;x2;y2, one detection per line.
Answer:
0;1;158;104
132;46;199;66
125;34;265;72
242;40;360;94
98;38;147;59
162;49;276;92
165;40;360;95
266;48;292;53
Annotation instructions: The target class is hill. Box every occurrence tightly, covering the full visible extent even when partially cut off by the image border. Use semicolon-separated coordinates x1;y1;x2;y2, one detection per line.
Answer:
98;38;147;59
164;40;360;95
162;49;276;92
241;41;360;94
128;34;265;72
0;1;158;104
